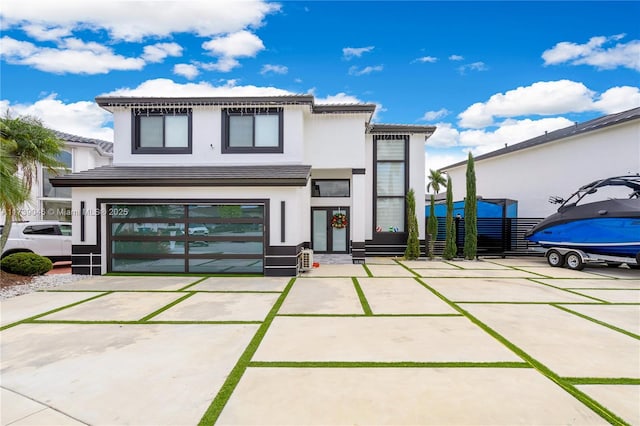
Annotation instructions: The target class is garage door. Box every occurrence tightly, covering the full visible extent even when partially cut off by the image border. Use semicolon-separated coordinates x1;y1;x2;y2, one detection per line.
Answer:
108;203;264;274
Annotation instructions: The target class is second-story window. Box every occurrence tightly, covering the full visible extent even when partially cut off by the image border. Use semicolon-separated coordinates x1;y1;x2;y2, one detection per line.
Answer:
222;108;283;153
132;108;192;154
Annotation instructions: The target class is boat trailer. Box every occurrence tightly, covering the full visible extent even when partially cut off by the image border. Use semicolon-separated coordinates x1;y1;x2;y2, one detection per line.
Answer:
544;247;640;271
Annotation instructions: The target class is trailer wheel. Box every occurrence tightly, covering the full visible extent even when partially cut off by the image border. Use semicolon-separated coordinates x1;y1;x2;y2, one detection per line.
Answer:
565;251;585;271
546;250;564;267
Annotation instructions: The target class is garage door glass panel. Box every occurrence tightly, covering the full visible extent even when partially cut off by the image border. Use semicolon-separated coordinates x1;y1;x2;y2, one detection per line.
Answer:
189;205;263;219
112;223;185;236
189;259;263;274
113;241;185;255
111;205;185;219
188;241;263;255
112;258;184;273
209;223;263;236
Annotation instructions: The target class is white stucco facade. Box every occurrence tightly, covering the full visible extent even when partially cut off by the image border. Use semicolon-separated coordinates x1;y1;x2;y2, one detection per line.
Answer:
441;110;640;218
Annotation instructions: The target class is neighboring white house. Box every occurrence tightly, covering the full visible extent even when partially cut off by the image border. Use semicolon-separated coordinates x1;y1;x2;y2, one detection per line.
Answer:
2;130;112;223
439;107;640;218
51;95;435;276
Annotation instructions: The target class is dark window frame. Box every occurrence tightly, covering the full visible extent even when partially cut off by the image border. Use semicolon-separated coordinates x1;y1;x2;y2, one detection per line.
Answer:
131;108;192;154
373;135;409;234
221;108;284;154
311;179;351;198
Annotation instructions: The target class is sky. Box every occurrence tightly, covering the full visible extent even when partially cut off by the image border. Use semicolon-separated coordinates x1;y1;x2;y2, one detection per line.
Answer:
1;0;639;171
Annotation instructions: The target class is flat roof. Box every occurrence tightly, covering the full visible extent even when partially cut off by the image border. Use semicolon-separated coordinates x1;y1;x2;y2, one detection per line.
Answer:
50;165;312;187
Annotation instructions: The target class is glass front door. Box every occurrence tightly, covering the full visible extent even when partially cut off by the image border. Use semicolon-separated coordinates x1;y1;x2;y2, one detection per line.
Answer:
311;207;349;253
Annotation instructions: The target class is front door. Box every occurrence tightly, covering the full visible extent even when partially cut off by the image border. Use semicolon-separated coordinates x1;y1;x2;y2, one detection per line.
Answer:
311;207;349;253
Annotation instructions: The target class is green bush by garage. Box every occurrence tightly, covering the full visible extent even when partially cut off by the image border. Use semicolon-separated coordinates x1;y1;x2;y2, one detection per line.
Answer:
1;252;53;276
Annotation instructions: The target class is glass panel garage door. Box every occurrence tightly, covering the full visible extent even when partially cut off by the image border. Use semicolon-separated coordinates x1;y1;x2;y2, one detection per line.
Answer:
109;203;264;274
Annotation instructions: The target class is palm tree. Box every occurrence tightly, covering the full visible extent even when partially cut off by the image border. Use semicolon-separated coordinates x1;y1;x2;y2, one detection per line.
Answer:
427;169;447;194
1;113;66;252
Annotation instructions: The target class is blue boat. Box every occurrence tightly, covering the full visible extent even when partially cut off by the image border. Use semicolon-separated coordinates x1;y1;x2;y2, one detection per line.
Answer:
525;175;640;269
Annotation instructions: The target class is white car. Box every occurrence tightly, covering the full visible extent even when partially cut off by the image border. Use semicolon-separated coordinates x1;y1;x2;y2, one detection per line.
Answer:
1;221;72;262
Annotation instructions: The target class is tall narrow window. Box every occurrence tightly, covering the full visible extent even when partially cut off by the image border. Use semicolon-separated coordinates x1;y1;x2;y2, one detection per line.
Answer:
222;108;283;153
41;150;72;221
132;108;192;154
375;136;407;232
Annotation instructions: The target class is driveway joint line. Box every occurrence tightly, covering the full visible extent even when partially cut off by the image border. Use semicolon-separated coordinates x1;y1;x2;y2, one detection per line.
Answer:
393;259;421;277
178;276;209;291
550;304;640;340
1;385;89;425
247;361;532;368
139;292;196;322
351;277;373;315
412;277;629;425
197;277;296;426
527;278;611;303
563;377;640;385
362;264;373;277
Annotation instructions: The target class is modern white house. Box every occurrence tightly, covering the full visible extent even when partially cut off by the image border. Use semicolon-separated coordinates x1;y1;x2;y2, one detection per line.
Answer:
439;107;640;219
2;130;112;223
51;95;435;276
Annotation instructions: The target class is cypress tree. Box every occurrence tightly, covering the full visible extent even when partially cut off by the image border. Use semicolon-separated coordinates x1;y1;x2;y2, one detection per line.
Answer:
427;194;438;259
404;188;420;260
443;175;457;260
464;152;478;260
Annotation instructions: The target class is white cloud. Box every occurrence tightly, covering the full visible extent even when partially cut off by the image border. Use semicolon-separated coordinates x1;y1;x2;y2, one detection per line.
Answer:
260;64;288;75
413;56;437;63
0;36;145;74
459;117;574;155
425;150;467;172
315;92;363;104
1;0;280;42
449;54;464;61
348;65;383;76
592;86;640;113
201;57;240;73
458;80;595;128
173;63;199;79
426;122;459;148
0;94;113;141
458;61;488;74
342;46;374;60
102;78;294;98
420;109;450;122
142;42;182;63
543;34;640;71
201;30;265;72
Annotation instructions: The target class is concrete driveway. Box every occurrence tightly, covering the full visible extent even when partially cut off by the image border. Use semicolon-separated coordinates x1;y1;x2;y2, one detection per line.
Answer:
1;258;638;425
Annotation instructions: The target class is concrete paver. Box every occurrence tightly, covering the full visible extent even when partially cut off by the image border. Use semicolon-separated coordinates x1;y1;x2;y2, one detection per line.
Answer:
253;316;520;362
452;260;513;270
278;278;363;315
461;303;640;378
299;264;368;277
425;278;597;303
417;268;546;278
577;385;640;425
1;323;258;426
481;257;548;267
357;278;456;314
559;304;640;334
519;266;611;279
57;275;199;291
365;264;417;277
190;277;289;292
0;292;104;326
535;278;639;289
400;260;459;269
152;292;280;322
38;292;183;321
6;407;84;426
570;289;640;303
217;368;606;425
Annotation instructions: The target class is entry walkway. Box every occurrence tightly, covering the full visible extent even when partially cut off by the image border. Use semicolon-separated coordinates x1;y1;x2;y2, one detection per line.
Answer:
1;257;638;425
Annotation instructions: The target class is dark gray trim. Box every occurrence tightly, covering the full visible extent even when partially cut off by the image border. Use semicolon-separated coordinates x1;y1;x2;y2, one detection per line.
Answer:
131;108;192;155
310;207;350;254
221;108;284;154
313;104;376;114
441;107;640;170
311;179;350;197
80;201;85;242
352;168;366;175
72;245;101;275
368;124;436;134
50;165;312;187
351;241;366;264
280;201;286;243
264;267;297;277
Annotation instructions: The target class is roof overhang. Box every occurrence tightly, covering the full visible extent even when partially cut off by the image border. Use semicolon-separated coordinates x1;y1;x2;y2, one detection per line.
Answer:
50;165;312;187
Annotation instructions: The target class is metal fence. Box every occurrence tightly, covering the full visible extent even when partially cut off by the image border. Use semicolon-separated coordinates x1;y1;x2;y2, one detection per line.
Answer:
426;217;544;257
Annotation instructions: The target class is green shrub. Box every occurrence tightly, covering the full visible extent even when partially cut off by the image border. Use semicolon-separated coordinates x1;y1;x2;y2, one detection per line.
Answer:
1;252;53;276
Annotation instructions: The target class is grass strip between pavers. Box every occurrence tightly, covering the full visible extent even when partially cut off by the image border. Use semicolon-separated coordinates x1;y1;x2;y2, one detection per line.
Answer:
139;292;196;322
178;276;210;291
247;361;531;368
198;277;296;426
105;273;262;277
27;320;263;325
361;263;374;277
0;292;113;331
412;277;629;426
527;278;611;303
393;259;421;277
551;304;640;340
564;377;640;385
351;277;373;315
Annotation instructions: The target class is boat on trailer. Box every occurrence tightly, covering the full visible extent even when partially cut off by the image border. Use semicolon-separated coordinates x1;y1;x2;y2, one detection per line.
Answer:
525;175;640;270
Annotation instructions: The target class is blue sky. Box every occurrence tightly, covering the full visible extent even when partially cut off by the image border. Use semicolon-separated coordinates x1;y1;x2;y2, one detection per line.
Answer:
1;0;639;170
